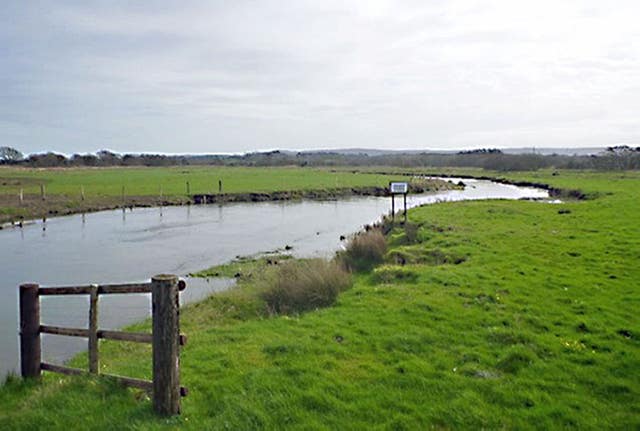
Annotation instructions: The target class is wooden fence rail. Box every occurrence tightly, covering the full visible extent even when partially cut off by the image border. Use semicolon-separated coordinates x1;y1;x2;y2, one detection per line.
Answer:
19;274;187;416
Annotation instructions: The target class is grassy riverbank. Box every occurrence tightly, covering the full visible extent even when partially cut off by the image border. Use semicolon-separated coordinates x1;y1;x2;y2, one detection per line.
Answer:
0;166;437;224
1;170;638;429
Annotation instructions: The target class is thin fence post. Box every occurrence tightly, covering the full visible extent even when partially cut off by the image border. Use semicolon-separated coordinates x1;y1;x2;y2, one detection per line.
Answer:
88;284;99;374
403;193;407;223
19;283;41;379
391;194;395;221
186;181;190;195
152;274;180;416
81;185;85;201
40;184;45;201
19;188;24;205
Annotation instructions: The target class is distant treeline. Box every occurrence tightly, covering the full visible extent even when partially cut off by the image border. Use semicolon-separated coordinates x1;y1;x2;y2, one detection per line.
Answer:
1;146;640;171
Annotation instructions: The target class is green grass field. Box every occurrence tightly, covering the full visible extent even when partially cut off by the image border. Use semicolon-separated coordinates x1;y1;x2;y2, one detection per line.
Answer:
1;170;638;429
0;166;405;223
0;166;401;197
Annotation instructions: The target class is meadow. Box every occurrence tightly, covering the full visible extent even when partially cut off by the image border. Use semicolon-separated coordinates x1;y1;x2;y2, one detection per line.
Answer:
0;166;402;224
0;169;638;429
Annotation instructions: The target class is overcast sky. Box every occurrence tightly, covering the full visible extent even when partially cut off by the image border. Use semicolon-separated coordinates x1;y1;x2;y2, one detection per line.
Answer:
1;1;639;155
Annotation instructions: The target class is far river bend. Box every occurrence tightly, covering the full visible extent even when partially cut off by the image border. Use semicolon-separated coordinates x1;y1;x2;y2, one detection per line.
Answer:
0;178;549;378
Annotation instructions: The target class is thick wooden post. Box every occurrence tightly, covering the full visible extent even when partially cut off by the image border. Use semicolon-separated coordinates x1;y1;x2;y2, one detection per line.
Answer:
88;285;99;374
152;274;180;416
19;284;41;379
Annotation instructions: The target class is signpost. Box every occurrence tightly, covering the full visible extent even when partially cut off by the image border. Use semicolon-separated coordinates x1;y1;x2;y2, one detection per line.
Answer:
389;182;408;223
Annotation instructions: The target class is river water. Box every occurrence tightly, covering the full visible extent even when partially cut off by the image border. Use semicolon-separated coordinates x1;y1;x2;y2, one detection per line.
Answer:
0;179;549;378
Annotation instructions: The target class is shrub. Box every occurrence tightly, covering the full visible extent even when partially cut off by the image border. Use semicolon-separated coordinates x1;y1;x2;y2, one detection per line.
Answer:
259;259;352;314
338;229;387;271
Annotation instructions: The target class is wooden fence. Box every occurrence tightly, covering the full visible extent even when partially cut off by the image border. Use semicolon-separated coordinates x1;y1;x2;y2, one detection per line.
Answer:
19;274;187;416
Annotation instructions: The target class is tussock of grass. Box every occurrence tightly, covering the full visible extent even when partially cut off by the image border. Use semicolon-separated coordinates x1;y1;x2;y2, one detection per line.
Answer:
337;229;387;271
259;259;352;314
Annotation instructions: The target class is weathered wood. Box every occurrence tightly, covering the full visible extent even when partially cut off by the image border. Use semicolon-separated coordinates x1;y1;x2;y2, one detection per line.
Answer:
152;274;181;416
19;188;23;204
99;283;152;294
99;330;152;343
22;275;186;415
81;185;85;201
104;373;154;391
186;181;190;195
38;327;186;346
403;193;407;222
40;184;45;201
391;194;395;220
19;284;41;378
41;363;188;396
38;286;93;295
40;325;89;337
41;362;152;388
41;362;84;376
38;282;152;296
89;285;99;374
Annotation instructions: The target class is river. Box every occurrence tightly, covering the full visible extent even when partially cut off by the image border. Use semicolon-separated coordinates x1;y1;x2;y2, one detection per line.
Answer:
0;178;549;378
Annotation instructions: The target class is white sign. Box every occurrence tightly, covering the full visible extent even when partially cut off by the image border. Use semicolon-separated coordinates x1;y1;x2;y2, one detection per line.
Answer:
390;182;408;194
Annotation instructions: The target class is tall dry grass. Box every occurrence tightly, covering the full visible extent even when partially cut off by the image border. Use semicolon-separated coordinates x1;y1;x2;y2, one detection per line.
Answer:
337;229;387;272
259;259;352;314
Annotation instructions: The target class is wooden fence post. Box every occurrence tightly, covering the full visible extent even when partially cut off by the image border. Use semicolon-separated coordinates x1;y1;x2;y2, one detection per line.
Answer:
403;193;407;223
391;194;395;221
152;274;180;416
19;284;41;379
88;284;99;374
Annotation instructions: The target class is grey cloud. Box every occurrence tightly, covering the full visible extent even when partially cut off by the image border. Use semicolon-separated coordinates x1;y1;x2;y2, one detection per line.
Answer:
1;0;639;153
